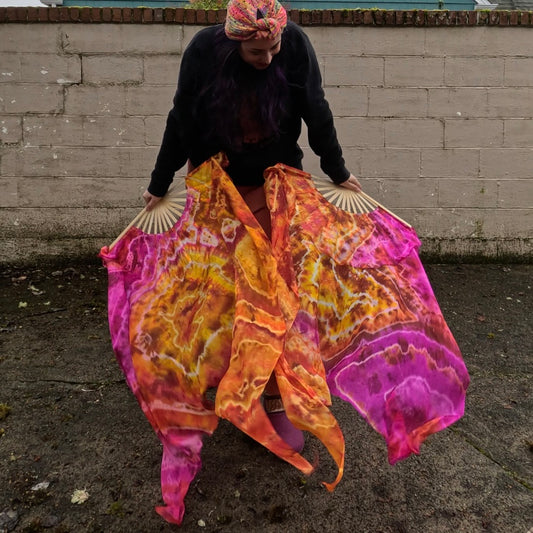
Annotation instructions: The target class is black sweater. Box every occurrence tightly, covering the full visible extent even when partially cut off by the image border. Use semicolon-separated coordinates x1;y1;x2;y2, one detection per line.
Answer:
148;22;350;197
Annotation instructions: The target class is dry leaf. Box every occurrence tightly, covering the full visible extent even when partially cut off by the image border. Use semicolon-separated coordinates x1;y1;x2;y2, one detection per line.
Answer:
71;489;89;504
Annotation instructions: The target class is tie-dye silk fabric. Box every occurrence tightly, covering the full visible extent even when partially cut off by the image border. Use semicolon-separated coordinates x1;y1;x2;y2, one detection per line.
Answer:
100;157;469;525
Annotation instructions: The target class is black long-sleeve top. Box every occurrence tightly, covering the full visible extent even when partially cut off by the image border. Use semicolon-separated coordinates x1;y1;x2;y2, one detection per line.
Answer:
148;22;350;197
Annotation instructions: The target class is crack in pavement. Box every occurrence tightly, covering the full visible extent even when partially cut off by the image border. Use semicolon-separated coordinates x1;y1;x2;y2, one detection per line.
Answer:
451;427;533;491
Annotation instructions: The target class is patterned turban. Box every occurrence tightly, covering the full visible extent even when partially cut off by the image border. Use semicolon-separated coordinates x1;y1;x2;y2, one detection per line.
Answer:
225;0;287;41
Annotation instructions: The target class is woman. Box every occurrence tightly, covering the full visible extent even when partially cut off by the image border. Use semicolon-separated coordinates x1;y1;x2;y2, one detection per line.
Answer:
144;0;360;452
101;0;468;525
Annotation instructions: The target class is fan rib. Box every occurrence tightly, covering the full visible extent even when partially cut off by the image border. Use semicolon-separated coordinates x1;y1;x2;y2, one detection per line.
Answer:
346;194;355;213
151;208;159;234
359;194;377;212
339;193;346;211
166;205;183;218
161;209;174;232
352;194;366;214
155;210;163;235
350;194;360;214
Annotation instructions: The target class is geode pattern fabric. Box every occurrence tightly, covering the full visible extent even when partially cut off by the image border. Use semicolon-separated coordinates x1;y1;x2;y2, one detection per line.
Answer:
100;157;469;525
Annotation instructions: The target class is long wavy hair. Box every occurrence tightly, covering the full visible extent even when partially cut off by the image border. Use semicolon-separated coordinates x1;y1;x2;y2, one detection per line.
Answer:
197;26;289;151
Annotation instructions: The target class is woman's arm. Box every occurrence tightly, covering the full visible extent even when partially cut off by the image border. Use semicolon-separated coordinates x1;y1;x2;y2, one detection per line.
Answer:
146;36;205;200
291;26;352;185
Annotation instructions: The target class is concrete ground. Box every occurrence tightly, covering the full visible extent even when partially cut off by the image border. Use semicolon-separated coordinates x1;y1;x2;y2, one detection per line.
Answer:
0;259;531;533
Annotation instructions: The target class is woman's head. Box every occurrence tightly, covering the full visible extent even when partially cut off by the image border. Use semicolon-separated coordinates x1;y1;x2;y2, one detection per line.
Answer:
225;0;287;42
239;36;281;70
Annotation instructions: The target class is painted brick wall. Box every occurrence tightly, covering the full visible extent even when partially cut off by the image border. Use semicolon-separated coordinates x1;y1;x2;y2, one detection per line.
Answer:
0;8;532;262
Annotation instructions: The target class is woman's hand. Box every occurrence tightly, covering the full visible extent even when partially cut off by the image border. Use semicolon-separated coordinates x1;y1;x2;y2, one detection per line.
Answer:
340;174;362;192
142;190;163;211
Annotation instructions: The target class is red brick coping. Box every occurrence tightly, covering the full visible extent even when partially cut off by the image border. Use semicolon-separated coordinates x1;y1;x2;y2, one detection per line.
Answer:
0;7;532;26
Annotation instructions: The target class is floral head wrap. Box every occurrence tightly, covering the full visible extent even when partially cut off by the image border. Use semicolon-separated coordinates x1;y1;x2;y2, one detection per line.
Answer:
224;0;287;41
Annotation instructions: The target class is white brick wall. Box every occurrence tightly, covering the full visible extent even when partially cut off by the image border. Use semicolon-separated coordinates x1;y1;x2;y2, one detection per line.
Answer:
306;25;533;258
0;21;531;262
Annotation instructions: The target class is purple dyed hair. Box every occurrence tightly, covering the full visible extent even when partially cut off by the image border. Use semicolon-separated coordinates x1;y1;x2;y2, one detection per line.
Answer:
197;26;289;150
